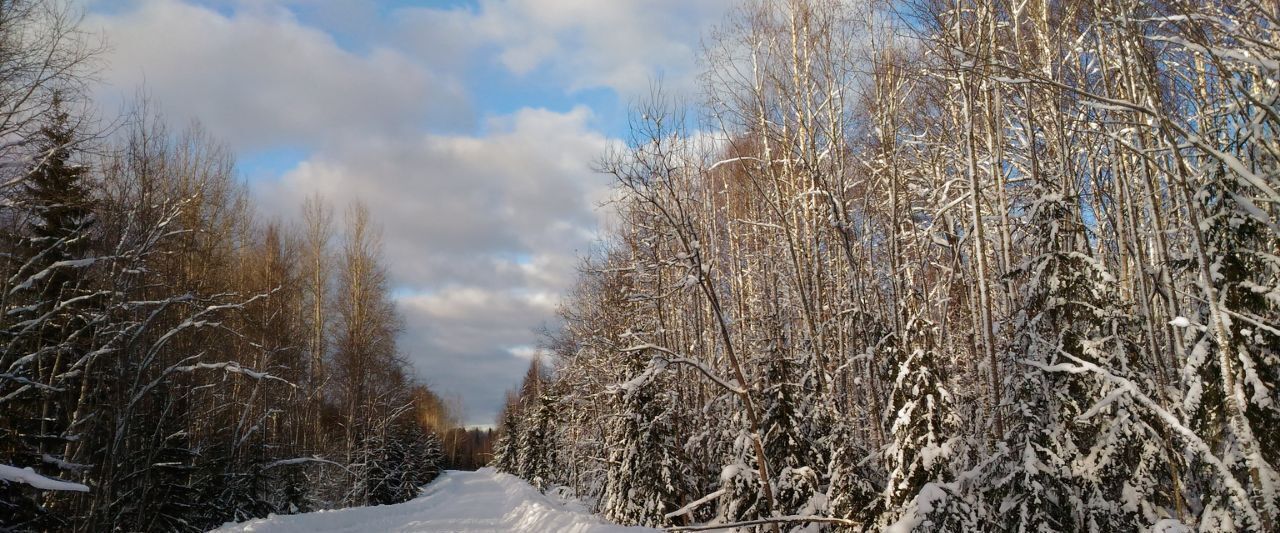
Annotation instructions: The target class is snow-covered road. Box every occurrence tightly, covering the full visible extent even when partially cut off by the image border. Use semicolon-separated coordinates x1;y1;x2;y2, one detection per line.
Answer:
211;468;659;533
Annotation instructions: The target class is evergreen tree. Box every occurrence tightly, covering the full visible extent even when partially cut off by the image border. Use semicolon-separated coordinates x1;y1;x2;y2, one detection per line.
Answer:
1051;248;1166;531
824;421;881;530
982;190;1166;532
758;340;821;517
363;420;443;505
1182;168;1280;529
980;191;1091;532
1073;325;1167;532
0;98;99;530
760;347;812;470
879;316;961;529
601;363;693;527
982;367;1076;532
491;394;522;474
516;391;558;490
715;433;766;527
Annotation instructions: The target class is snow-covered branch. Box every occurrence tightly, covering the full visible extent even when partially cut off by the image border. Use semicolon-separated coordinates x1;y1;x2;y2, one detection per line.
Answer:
668;515;861;531
620;344;746;395
0;464;88;492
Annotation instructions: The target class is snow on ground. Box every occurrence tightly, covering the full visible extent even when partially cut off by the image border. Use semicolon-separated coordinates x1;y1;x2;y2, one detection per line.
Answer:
211;468;659;533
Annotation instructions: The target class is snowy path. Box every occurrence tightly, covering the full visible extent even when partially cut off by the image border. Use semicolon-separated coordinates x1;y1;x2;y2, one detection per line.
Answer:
211;468;659;533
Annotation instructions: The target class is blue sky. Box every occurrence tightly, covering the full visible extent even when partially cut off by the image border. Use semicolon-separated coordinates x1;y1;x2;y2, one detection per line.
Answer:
83;0;736;426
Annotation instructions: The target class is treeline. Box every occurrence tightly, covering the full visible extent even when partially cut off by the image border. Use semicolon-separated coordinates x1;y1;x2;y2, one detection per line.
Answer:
0;2;448;530
494;0;1279;532
442;427;495;471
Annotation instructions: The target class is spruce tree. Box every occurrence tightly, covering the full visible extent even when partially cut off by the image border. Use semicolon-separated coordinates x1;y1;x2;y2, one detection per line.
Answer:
601;363;692;527
825;421;881;530
1182;169;1280;529
758;341;820;517
716;432;766;527
983;190;1166;532
363;420;443;505
879;316;962;529
0;98;98;530
1052;251;1166;531
516;391;558;490
491;394;521;474
981;190;1091;532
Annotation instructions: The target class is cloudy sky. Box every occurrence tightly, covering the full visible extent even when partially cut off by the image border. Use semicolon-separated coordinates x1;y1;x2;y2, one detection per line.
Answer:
81;0;736;426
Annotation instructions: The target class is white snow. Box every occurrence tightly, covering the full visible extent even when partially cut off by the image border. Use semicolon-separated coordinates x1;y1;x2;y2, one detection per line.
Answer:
1150;518;1193;533
0;464;89;492
1169;316;1191;328
211;468;659;533
885;482;948;533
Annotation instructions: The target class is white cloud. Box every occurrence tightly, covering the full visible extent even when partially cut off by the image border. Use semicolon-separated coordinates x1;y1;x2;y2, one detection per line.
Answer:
87;0;472;151
260;105;609;286
82;0;731;426
505;345;540;360
396;285;558;423
395;0;737;95
255;106;612;424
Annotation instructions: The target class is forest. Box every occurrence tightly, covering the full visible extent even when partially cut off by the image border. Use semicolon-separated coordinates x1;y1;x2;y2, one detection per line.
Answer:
0;1;466;530
492;0;1280;532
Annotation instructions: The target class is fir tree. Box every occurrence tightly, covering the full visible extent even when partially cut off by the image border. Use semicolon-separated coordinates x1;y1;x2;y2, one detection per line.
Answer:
516;391;558;490
0;97;98;530
824;421;881;530
880;316;961;528
981;190;1092;532
1182;168;1280;529
491;394;522;474
758;339;820;517
601;361;693;527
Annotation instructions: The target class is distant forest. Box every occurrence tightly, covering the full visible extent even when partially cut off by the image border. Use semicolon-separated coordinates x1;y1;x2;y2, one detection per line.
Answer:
0;1;486;530
492;0;1280;532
